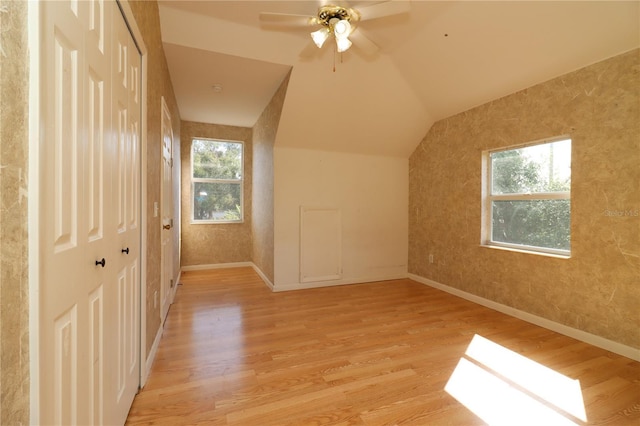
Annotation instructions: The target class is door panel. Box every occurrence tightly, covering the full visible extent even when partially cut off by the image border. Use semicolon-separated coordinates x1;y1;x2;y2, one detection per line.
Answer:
89;285;104;425
52;32;80;252
53;305;78;425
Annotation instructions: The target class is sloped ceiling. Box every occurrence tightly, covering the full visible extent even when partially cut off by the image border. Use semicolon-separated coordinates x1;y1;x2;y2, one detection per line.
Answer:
158;1;639;157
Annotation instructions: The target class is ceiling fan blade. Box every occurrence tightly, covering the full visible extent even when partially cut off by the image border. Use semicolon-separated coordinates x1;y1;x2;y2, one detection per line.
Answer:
357;1;411;22
259;12;317;27
351;29;379;56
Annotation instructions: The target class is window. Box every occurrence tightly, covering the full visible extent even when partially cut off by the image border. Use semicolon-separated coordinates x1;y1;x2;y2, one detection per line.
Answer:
483;137;571;256
191;138;243;223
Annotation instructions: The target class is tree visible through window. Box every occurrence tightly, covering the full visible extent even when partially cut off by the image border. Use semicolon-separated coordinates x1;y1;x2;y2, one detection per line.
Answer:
191;139;243;223
484;138;571;255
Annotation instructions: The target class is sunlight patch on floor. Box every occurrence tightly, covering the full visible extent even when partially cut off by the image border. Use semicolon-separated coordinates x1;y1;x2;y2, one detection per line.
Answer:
445;334;587;425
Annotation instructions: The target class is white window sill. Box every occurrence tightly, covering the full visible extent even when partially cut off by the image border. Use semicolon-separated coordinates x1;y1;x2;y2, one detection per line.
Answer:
480;244;571;259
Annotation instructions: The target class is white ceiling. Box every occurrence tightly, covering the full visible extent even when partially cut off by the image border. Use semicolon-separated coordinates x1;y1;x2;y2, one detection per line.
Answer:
158;1;639;157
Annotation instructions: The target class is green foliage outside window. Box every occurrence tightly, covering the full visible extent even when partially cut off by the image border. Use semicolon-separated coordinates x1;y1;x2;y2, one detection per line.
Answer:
192;139;242;222
489;140;571;252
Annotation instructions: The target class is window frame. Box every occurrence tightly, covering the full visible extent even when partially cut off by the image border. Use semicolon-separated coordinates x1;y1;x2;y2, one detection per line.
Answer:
481;136;572;257
190;138;244;224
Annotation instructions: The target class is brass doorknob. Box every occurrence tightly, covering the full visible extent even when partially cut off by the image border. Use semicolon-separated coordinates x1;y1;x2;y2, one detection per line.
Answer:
163;224;171;230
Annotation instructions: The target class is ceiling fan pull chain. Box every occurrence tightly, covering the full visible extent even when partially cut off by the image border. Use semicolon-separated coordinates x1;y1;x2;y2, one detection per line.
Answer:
333;47;336;73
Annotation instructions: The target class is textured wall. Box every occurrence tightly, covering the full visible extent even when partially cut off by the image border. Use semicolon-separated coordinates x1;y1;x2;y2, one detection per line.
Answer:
409;49;640;349
181;121;253;267
252;72;291;283
0;0;29;423
128;0;182;355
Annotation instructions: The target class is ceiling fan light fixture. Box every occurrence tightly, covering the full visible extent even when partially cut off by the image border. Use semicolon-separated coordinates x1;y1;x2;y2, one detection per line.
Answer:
311;27;330;48
333;19;351;38
336;37;352;53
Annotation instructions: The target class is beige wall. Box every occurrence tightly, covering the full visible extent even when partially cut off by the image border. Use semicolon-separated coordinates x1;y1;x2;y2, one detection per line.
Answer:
409;49;640;349
251;72;291;283
180;121;253;267
128;0;182;355
274;148;408;290
0;1;29;423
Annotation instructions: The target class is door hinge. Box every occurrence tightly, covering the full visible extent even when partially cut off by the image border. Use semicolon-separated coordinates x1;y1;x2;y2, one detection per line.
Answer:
170;278;174;288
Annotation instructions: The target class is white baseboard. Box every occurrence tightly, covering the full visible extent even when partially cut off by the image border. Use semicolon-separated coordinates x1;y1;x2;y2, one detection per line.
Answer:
180;262;274;290
273;273;407;292
181;262;253;271
251;264;274;290
408;273;640;362
141;323;164;387
171;270;181;303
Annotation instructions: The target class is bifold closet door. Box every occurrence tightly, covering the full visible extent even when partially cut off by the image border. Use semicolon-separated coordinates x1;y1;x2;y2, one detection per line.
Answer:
39;1;141;424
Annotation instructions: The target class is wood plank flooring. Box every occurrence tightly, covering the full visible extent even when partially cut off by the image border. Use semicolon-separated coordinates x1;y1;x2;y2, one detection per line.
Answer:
126;267;640;425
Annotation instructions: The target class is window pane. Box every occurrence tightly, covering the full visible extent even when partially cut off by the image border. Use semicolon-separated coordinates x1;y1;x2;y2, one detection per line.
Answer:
193;182;242;221
491;140;571;195
492;200;570;251
192;139;242;180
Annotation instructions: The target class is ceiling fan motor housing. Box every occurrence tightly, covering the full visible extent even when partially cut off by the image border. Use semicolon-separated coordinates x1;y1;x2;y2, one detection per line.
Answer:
317;5;359;27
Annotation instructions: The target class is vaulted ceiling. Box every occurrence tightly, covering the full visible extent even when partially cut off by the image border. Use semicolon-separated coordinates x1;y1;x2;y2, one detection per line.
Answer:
158;1;639;157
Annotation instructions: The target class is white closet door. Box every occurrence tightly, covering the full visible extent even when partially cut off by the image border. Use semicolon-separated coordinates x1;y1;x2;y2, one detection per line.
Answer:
107;5;142;425
40;1;141;424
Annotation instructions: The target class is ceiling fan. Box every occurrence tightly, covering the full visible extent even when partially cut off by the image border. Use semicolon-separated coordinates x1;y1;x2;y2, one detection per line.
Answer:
259;1;411;56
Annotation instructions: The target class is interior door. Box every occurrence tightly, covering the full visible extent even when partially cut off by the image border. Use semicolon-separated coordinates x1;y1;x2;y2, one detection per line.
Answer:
39;1;140;424
40;1;112;424
109;7;142;425
160;96;174;321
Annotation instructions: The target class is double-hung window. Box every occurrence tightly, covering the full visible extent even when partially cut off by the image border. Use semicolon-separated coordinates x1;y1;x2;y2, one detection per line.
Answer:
191;138;243;223
483;137;572;256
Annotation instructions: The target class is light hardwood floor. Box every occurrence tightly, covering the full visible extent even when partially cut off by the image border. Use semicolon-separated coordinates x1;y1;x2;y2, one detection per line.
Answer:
126;267;640;425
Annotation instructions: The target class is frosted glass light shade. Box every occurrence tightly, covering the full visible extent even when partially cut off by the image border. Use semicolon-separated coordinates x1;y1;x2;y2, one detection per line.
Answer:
334;19;351;38
336;37;352;52
311;28;330;48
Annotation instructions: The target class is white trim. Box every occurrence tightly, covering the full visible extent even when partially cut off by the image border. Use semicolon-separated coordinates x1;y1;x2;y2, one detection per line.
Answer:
190;138;244;224
489;135;573;154
141;322;163;387
483;241;571;258
273;273;407;293
491;192;570;201
181;262;275;290
28;1;42;422
181;262;254;271
251;264;274;290
171;269;181;303
178;263;404;295
408;273;640;362
482;136;573;257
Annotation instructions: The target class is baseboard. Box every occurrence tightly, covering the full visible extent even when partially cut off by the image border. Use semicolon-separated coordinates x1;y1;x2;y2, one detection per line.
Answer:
273;273;408;292
179;262;274;290
181;262;253;271
408;273;640;362
171;269;181;302
141;323;164;387
251;264;274;290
